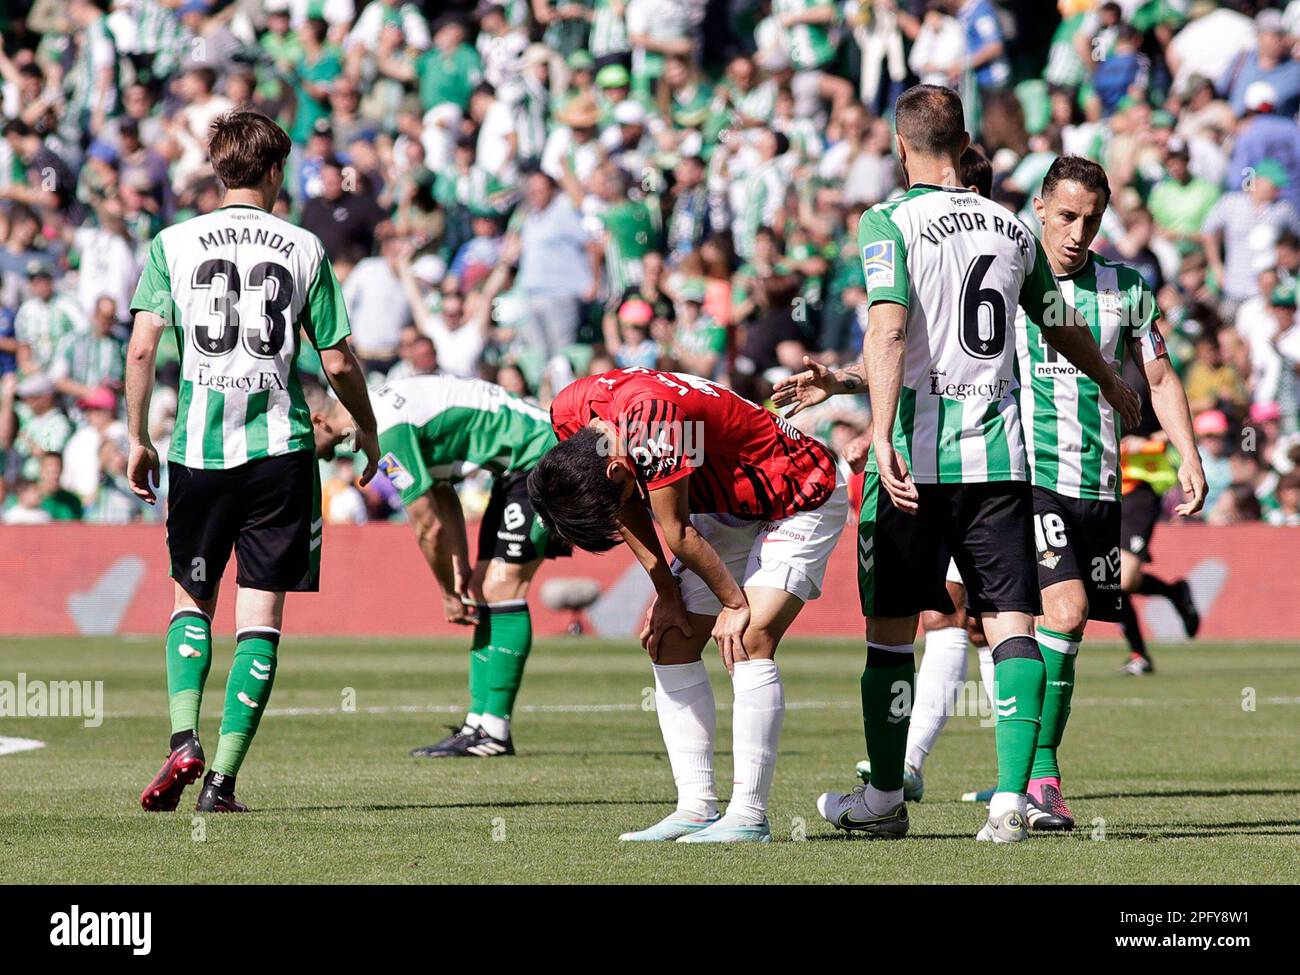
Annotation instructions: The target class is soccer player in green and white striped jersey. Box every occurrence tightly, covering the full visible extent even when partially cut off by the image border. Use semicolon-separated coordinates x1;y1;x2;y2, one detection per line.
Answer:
313;375;566;757
128;111;379;815
773;86;1141;843
1012;155;1205;830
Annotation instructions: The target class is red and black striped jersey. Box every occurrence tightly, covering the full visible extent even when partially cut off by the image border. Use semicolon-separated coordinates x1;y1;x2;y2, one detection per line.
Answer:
550;368;838;521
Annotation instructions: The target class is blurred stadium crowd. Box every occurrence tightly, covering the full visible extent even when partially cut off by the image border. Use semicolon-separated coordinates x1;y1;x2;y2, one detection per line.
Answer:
2;0;1300;529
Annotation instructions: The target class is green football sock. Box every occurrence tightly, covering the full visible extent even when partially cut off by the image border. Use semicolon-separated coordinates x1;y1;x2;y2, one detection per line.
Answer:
861;644;915;792
482;602;532;719
991;636;1046;794
165;610;212;736
468;605;491;717
1031;627;1080;781
211;629;279;777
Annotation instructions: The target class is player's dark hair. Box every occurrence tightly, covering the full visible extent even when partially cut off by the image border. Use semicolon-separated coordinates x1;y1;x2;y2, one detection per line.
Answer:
209;111;292;189
1041;155;1112;206
526;428;626;553
959;146;992;198
895;84;967;157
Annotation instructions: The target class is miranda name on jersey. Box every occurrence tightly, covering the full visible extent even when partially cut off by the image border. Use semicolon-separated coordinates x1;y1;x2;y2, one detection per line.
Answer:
196;225;296;260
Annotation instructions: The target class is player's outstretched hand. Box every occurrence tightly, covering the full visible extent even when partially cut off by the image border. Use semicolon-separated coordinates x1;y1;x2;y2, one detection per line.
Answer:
1175;458;1208;517
354;426;380;486
712;600;751;675
874;438;919;514
771;355;834;418
641;589;693;660
1104;375;1143;430
127;440;160;505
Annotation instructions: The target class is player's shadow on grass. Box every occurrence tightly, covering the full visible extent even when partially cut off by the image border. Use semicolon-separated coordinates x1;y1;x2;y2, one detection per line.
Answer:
1074;787;1300;800
804;830;974;841
277;798;675;812
1107;820;1300;840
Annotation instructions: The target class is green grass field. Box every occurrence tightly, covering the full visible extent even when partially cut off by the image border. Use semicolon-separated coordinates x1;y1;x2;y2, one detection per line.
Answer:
1;636;1297;884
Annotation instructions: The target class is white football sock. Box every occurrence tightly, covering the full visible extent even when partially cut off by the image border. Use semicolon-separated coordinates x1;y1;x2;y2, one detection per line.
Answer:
478;713;509;741
727;658;785;825
990;790;1028;819
906;626;969;772
863;783;904;814
652;661;718;818
463;712;482;734
978;646;996;709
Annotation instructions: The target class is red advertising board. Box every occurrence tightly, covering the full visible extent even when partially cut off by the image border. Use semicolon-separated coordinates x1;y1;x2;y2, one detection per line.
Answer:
0;522;1295;641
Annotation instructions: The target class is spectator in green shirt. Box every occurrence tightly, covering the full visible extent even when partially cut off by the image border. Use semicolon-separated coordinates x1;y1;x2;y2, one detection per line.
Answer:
419;16;483;112
1149;136;1222;242
37;453;83;521
287;18;342;145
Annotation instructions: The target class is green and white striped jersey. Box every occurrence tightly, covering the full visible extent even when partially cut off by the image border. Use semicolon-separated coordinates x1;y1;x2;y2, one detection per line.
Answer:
15;294;87;372
589;0;630;58
130;204;351;470
372;375;557;507
858;184;1056;483
1016;253;1164;502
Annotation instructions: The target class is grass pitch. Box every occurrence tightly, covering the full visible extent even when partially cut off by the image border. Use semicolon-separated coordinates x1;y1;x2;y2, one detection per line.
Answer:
1;636;1297;884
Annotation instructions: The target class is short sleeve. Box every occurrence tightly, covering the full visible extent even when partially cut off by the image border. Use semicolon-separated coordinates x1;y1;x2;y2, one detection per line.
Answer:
1018;237;1057;319
1126;272;1167;361
129;235;175;324
302;254;352;350
377;422;433;507
857;207;910;308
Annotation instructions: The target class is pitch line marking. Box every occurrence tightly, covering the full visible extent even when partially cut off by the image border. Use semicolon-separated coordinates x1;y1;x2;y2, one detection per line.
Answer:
0;736;46;757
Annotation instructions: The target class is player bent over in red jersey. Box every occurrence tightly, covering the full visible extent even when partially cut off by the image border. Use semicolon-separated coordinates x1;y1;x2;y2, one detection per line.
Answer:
528;367;849;843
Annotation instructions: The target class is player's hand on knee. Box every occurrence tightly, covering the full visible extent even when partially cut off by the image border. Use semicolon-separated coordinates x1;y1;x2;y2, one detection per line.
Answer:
127;440;160;505
641;590;693;661
873;439;919;514
712;600;751;675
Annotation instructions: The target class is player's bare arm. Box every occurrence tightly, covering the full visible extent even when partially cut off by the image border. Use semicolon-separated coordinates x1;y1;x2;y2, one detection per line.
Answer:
1139;344;1207;517
407;488;476;626
771;355;866;417
864;301;919;514
615;499;693;658
647;478;752;673
124;310;165;504
319;339;380;486
1038;306;1143;430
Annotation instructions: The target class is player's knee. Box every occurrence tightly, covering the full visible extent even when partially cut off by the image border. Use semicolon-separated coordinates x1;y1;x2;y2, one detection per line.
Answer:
1046;601;1088;636
922;608;964;632
1119;552;1142;593
742;623;781;660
